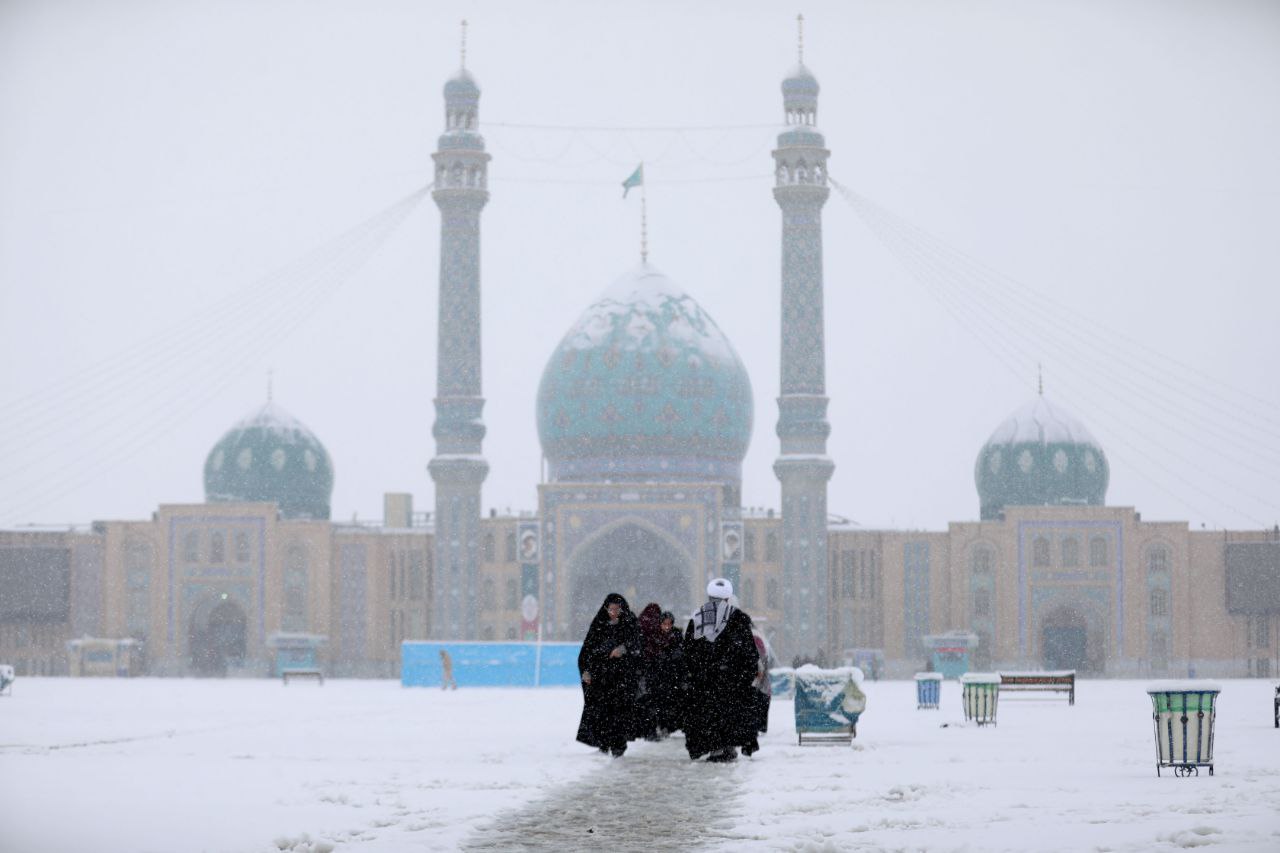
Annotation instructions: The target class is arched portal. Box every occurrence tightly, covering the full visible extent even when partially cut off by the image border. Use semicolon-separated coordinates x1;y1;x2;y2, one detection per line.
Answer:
568;522;694;634
189;597;247;676
1039;603;1105;674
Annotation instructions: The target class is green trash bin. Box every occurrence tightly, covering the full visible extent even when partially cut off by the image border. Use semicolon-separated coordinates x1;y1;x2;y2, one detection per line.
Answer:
960;673;1000;726
1147;682;1221;777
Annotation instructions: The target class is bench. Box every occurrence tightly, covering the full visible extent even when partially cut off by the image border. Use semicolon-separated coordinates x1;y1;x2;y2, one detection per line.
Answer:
281;668;324;686
998;670;1075;705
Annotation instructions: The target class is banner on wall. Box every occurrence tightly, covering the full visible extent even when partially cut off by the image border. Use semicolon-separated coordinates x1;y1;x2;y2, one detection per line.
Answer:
518;521;541;640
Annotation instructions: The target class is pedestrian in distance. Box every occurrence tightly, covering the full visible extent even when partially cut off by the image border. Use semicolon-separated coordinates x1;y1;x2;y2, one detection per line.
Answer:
682;578;761;762
575;592;642;757
439;649;457;690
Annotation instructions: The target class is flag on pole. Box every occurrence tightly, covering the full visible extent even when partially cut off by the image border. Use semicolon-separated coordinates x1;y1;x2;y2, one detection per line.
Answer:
622;163;644;198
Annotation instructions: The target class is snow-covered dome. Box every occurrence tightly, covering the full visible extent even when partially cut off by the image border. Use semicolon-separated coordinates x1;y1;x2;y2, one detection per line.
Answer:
536;263;753;484
782;64;820;99
444;68;480;102
975;396;1109;520
204;402;334;520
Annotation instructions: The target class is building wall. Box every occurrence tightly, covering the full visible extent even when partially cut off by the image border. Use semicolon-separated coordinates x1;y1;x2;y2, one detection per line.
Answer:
5;501;1274;680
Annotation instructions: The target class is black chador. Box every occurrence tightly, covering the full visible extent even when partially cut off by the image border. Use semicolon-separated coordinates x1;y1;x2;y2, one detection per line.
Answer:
575;593;642;757
682;579;761;762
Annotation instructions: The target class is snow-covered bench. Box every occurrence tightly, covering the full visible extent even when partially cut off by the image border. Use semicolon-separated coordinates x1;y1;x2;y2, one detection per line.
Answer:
998;671;1075;705
281;668;324;686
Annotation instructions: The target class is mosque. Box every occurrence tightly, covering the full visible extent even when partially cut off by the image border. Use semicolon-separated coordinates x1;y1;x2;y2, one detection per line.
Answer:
1;51;1276;681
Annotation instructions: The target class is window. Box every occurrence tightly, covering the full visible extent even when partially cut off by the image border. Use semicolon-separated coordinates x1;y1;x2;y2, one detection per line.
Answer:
505;532;517;563
973;588;991;618
971;547;994;575
766;578;781;609
1061;538;1079;568
744;531;756;562
482;578;496;609
209;531;225;563
1250;615;1271;649
1089;536;1108;567
765;532;779;562
126;569;150;638
842;551;855;598
1150;632;1169;672
183;532;199;563
483;534;495;563
283;568;307;632
1150;588;1169;618
482;625;495;641
741;577;756;608
234;531;250;562
1032;537;1050;568
408;553;424;600
283;545;308;631
1148;547;1169;574
505;579;519;611
506;627;518;640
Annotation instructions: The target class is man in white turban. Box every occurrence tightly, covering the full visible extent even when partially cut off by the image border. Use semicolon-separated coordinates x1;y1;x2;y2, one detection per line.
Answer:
682;578;761;761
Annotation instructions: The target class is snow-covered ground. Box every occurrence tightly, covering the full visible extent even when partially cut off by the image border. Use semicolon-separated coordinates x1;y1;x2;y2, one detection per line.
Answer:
3;678;1278;852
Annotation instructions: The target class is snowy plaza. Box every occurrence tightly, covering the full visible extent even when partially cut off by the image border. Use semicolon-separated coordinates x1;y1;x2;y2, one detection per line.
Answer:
4;677;1279;852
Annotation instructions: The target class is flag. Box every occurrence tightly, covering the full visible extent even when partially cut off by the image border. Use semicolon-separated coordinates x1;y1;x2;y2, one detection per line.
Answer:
622;163;644;198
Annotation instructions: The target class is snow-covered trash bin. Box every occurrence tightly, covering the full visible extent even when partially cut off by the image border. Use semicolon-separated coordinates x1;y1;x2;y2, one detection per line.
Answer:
915;672;942;709
960;673;1000;726
793;665;866;745
1147;682;1221;777
769;667;796;700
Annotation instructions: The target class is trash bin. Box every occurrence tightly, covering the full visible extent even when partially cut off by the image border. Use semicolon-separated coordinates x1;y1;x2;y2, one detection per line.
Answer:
915;672;942;709
794;665;866;745
960;673;1000;726
769;667;796;700
1147;682;1221;777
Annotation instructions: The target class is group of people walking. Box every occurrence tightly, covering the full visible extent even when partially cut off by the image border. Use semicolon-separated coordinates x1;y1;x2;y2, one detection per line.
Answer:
575;578;771;762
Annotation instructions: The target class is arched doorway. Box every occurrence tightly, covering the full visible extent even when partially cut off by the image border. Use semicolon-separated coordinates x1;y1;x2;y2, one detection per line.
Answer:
1039;603;1100;673
189;597;247;675
568;522;693;634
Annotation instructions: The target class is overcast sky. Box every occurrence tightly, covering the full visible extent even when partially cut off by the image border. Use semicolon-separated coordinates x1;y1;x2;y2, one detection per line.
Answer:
1;0;1278;532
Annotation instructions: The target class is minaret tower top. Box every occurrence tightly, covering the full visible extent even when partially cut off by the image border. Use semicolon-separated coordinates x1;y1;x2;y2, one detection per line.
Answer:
782;15;820;127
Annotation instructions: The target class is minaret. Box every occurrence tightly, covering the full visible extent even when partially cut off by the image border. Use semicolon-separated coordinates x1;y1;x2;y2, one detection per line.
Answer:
772;15;834;661
428;22;490;640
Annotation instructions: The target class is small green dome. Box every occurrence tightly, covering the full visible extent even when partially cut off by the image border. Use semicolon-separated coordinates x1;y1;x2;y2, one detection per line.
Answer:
204;402;334;520
975;397;1108;520
536;263;753;483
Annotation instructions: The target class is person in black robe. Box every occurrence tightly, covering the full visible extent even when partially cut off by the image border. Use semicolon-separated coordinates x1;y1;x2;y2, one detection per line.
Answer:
575;592;642;757
682;578;760;762
636;604;686;739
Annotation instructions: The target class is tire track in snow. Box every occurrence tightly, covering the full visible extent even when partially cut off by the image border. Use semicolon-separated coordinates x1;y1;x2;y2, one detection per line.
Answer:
462;737;747;851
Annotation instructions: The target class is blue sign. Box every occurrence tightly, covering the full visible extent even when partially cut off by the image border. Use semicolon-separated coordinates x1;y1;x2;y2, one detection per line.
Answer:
401;641;583;687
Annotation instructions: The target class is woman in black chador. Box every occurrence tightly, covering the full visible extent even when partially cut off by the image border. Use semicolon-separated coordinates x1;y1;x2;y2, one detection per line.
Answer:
682;578;760;762
576;593;642;757
636;604;686;739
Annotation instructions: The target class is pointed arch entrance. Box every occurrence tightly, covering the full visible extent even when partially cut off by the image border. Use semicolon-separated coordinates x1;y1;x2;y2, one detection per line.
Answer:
188;596;248;675
1039;601;1106;674
567;521;694;633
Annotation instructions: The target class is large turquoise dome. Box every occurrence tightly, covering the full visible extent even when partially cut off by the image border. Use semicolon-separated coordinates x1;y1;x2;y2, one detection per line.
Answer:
204;402;334;520
975;396;1109;521
536;264;753;483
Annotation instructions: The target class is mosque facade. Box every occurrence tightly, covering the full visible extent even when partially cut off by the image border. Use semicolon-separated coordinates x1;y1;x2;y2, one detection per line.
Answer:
1;56;1276;681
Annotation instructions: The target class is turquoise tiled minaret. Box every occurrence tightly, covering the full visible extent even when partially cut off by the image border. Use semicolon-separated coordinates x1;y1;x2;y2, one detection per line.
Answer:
772;32;834;660
428;41;490;640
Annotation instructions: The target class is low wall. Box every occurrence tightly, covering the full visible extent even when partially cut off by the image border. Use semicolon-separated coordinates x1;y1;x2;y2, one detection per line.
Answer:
401;641;582;688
